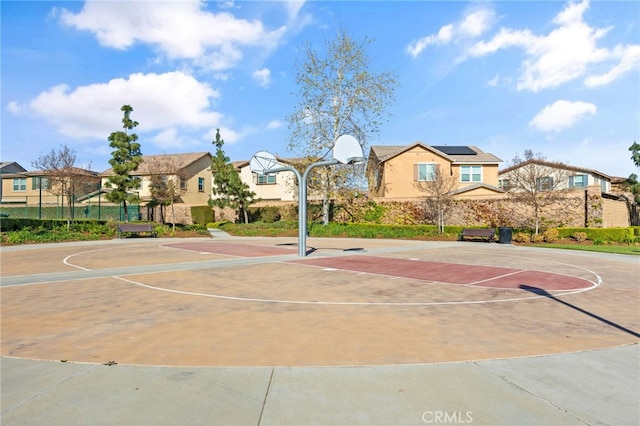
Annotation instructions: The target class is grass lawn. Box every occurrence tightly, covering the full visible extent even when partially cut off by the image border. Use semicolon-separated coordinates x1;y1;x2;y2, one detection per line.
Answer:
532;243;640;256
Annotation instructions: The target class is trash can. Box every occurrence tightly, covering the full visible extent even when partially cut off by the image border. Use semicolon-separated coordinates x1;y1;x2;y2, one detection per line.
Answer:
498;227;512;244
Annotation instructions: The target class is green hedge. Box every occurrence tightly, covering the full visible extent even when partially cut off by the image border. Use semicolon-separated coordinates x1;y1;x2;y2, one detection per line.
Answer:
190;206;214;225
553;227;634;242
0;218;109;232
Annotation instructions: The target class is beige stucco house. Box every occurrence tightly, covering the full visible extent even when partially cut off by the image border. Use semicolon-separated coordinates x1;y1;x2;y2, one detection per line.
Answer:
367;143;504;199
498;159;629;228
98;152;213;222
498;159;613;193
1;166;99;207
234;158;299;205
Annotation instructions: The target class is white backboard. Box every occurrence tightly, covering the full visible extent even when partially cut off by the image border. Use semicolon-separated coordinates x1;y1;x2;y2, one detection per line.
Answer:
250;151;279;174
333;135;363;164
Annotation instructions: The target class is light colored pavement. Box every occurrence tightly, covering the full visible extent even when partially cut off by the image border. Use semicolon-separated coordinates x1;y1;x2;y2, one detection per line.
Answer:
1;236;639;425
2;345;638;425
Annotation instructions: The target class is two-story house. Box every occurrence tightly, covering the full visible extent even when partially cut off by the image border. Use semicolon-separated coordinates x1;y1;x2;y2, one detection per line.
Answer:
367;143;504;199
98;152;212;222
233;158;298;205
1;165;99;212
498;159;613;193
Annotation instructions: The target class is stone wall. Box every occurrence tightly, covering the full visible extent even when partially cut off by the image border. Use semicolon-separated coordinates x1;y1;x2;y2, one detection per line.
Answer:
602;198;631;227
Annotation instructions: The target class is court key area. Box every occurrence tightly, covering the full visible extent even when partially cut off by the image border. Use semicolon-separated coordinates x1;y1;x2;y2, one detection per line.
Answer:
1;236;637;367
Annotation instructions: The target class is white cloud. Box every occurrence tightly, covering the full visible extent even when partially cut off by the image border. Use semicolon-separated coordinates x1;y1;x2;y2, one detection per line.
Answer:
468;0;638;92
585;44;640;87
529;100;597;132
267;119;283;129
6;101;22;115
204;126;244;145
459;8;494;38
25;71;222;139
407;7;495;58
57;1;287;71
152;128;186;149
252;68;272;88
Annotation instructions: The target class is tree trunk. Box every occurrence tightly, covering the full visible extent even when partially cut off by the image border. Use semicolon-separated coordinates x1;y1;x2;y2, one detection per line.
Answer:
171;202;176;232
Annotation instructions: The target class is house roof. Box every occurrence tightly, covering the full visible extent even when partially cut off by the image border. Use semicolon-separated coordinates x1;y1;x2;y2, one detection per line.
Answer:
235;156;300;171
499;159;613;180
1;167;98;178
449;183;505;196
99;152;212;176
0;162;27;173
369;143;502;164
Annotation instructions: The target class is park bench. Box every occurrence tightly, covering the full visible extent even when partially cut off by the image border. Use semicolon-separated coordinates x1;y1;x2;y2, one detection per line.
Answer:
117;223;157;239
459;228;495;243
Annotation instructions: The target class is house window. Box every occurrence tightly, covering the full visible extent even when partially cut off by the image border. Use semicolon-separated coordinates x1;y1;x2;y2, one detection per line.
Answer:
498;178;511;189
257;174;276;185
569;175;587;188
415;163;436;182
12;178;26;192
460;165;482;182
180;178;187;190
198;177;205;192
536;176;554;191
31;177;50;190
601;179;608;192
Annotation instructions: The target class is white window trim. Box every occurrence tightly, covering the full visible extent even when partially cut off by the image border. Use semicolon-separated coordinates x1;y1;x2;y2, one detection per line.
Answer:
460;165;482;183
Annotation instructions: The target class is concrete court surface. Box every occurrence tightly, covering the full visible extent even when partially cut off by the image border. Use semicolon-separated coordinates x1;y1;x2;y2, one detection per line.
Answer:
1;236;639;425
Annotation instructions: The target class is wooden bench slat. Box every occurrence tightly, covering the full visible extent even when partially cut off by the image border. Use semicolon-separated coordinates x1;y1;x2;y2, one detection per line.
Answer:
459;228;495;242
117;223;157;238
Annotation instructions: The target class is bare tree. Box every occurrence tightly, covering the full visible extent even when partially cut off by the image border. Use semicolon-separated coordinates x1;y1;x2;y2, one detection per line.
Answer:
287;28;398;225
416;164;458;233
501;150;571;234
147;155;187;231
32;145;94;230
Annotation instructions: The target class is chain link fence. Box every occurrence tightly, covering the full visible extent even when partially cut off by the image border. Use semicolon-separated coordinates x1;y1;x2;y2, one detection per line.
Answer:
0;196;140;221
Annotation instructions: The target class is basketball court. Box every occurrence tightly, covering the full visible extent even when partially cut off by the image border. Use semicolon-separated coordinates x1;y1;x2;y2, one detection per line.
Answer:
1;236;638;367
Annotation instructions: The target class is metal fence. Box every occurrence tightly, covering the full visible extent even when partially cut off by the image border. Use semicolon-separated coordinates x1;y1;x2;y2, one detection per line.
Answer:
0;196;140;221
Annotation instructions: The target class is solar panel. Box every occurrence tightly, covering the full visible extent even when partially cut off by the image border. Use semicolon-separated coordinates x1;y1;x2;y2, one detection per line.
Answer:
432;146;476;155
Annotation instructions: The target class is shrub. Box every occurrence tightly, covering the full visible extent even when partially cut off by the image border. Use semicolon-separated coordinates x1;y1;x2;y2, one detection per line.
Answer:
190;206;214;225
543;229;559;243
531;233;544;243
513;232;530;243
572;232;588;243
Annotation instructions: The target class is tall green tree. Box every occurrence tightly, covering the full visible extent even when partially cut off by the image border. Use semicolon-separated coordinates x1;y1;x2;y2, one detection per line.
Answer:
630;141;640;168
105;105;143;221
208;129;257;223
287;28;398;225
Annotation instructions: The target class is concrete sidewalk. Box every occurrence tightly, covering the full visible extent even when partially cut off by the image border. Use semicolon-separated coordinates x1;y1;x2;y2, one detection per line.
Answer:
2;343;638;426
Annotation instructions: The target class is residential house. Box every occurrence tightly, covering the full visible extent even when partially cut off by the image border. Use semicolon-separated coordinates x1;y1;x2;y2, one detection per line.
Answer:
1;166;99;207
98;152;213;223
366;143;504;199
498;159;631;227
498;160;613;193
0;162;27;201
234;158;298;204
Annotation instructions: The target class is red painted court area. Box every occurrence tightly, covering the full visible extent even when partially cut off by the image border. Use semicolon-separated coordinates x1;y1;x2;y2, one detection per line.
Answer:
292;255;594;291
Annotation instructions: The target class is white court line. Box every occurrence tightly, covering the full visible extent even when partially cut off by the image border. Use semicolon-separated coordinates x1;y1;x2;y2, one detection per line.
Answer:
62;250;100;271
112;275;587;307
467;269;528;286
55;243;602;306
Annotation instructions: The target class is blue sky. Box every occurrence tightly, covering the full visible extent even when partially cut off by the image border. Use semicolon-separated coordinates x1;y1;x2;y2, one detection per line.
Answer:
2;0;639;178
